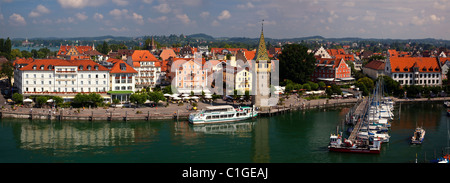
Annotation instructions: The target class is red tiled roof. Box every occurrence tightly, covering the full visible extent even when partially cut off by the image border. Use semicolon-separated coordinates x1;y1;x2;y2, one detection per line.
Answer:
389;57;440;73
364;60;385;70
159;49;177;61
57;45;93;55
108;58;138;74
19;59;109;71
131;50;159;62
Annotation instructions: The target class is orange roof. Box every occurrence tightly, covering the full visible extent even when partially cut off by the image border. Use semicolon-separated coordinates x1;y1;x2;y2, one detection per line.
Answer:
13;58;34;66
131;50;159;62
159;49;177;61
315;57;342;68
439;57;450;65
19;59;109;71
57;45;93;55
244;51;256;61
327;49;346;56
389;57;440;73
108;58;138;74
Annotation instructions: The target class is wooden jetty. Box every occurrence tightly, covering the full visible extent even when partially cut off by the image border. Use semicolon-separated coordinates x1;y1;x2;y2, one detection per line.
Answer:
347;98;370;142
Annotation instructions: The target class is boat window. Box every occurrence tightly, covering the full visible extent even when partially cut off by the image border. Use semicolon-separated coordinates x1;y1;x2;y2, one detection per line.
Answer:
206;116;211;119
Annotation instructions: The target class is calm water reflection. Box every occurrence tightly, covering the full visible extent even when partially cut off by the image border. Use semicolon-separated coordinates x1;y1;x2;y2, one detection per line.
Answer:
0;102;447;163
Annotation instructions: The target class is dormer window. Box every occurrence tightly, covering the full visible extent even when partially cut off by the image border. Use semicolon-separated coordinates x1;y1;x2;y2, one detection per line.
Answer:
79;65;83;70
32;65;37;70
87;65;91;70
429;67;433;71
94;65;99;70
120;63;126;71
40;65;45;70
48;65;53;70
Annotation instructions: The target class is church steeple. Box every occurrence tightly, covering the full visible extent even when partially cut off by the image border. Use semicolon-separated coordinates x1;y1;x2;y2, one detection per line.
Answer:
254;19;270;61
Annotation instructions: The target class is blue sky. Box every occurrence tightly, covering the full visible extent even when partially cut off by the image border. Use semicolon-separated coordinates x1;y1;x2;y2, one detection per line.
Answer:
1;0;449;40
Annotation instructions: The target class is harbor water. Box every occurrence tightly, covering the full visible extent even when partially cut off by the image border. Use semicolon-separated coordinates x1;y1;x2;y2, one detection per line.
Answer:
0;102;448;163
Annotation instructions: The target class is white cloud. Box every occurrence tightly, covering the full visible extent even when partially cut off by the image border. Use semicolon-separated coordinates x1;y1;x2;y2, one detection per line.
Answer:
211;20;219;26
218;10;231;20
148;16;167;23
200;11;209;19
362;11;376;22
109;9;129;18
342;1;355;7
9;13;26;26
58;0;106;8
237;2;255;9
153;3;171;14
111;27;129;32
176;14;191;25
29;4;50;17
143;0;153;4
411;16;426;26
75;12;88;21
430;14;444;22
132;13;144;25
347;16;358;21
56;17;75;24
113;0;129;6
434;0;448;10
36;4;50;14
93;13;104;21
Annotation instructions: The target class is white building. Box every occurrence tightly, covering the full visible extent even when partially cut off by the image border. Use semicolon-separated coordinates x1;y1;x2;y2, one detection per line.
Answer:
107;58;138;103
385;57;442;86
13;58;110;102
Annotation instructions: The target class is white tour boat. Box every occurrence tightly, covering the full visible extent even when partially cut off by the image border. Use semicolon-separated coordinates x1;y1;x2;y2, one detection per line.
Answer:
188;105;257;125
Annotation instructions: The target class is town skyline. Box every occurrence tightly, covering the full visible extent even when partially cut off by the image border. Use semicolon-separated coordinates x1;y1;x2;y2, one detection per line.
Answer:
1;0;450;40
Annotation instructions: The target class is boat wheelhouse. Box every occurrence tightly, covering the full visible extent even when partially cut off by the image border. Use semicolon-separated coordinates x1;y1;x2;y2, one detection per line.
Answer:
411;127;425;144
188;105;257;125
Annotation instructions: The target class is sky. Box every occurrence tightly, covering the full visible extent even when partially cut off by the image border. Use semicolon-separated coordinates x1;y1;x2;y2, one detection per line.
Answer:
0;0;449;40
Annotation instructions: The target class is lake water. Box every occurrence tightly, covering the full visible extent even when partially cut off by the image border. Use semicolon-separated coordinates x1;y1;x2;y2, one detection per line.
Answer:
0;102;447;163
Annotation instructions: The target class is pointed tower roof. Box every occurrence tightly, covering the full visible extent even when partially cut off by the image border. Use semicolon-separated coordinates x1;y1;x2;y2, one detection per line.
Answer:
253;20;270;61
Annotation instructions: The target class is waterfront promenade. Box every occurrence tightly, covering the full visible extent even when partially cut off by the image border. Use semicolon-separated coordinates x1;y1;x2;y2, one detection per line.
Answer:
1;95;449;121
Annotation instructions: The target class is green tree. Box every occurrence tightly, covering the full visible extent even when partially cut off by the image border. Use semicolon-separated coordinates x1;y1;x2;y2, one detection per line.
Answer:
36;96;48;107
130;93;147;107
12;93;23;104
73;93;89;107
88;93;104;107
1;61;14;86
357;77;375;92
148;91;165;105
52;96;64;107
278;44;316;84
10;49;22;59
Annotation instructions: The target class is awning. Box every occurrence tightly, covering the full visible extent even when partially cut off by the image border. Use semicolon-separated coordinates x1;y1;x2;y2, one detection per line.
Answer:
317;78;335;81
23;98;33;103
337;77;355;81
107;91;134;94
